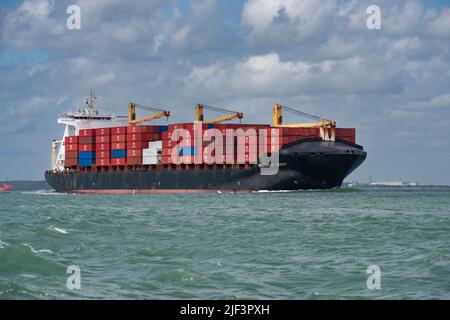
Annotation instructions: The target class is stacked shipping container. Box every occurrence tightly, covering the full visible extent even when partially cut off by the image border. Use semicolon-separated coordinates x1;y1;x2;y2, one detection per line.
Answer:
95;127;111;166
64;123;355;168
161;124;322;164
110;126;127;166
335;128;356;144
64;135;78;167
79;129;96;167
126;125;166;165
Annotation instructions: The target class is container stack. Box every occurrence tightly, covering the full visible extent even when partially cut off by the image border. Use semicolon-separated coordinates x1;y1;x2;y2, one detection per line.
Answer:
64;135;78;167
336;128;356;144
126;125;166;165
111;127;127;166
95;127;111;166
159;124;326;165
163;123;279;164
63;123;332;168
78;129;96;167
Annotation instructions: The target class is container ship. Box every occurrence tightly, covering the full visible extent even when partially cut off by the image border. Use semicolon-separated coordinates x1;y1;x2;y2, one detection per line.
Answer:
45;92;366;193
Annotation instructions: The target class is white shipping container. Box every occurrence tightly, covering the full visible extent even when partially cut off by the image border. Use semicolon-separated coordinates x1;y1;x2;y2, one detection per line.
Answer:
143;156;158;165
143;149;159;157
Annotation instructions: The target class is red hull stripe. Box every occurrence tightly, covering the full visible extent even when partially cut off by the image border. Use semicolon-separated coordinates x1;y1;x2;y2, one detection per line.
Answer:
71;189;250;194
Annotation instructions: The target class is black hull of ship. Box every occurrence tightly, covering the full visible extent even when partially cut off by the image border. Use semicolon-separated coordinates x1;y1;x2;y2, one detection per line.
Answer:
45;139;366;193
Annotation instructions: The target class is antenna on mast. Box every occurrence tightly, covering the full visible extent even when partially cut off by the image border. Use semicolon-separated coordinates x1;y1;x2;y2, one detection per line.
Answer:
84;89;99;116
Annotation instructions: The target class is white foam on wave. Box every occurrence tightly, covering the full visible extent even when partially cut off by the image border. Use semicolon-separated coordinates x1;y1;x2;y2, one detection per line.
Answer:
23;243;53;254
255;190;297;193
19;190;63;195
47;226;68;234
0;240;7;249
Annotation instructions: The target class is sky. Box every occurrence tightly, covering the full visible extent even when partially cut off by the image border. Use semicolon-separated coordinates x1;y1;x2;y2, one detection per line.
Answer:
0;0;449;184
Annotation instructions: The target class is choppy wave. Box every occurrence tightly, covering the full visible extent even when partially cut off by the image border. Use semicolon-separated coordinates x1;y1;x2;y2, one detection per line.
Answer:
47;226;68;234
23;243;53;254
1;187;449;299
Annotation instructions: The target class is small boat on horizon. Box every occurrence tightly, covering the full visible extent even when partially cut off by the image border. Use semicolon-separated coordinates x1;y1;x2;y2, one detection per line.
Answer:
0;184;14;193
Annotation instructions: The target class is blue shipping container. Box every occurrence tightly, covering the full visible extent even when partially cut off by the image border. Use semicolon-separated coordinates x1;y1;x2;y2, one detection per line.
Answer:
159;125;169;132
179;146;197;156
111;149;126;158
207;124;215;129
79;158;95;167
79;151;96;160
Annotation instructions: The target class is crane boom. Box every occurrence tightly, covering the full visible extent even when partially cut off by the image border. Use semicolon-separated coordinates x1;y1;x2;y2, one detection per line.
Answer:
272;104;336;128
128;103;170;126
195;104;243;124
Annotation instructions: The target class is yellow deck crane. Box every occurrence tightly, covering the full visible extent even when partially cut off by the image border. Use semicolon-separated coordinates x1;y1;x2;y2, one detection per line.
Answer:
272;103;336;141
195;104;243;124
128;103;170;126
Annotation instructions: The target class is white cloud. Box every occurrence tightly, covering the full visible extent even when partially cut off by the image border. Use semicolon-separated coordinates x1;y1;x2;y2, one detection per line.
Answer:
428;8;450;38
405;94;450;111
242;0;336;40
184;52;406;97
170;25;191;49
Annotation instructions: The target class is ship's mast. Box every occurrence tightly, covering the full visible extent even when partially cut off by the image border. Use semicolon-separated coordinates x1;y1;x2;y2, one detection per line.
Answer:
84;89;99;116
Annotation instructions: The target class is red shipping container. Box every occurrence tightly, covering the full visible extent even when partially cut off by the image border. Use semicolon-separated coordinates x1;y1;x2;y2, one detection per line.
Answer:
128;141;144;149
168;123;189;130
65;158;78;166
112;134;126;143
96;135;110;143
151;133;162;140
178;156;195;164
213;123;242;130
79;136;95;144
96;158;110;166
111;158;126;166
96;143;111;151
127;149;142;158
148;126;161;133
127;157;142;165
79;144;94;152
265;144;280;152
79;129;96;137
162;155;171;164
65;143;78;152
97;150;110;159
127;125;158;134
127;133;144;142
65;151;78;159
65;136;78;144
236;153;257;164
310;128;320;137
96;128;111;136
111;127;127;135
111;142;126;150
162;148;172;157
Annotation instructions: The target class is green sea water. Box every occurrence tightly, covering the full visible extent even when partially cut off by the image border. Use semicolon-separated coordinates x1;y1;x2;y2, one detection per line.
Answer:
0;187;449;299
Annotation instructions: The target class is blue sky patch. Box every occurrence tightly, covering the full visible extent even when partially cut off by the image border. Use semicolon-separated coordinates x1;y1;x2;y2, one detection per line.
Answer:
0;48;50;67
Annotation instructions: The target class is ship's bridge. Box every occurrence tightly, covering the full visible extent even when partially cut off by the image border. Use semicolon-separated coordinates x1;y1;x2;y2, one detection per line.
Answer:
52;91;128;171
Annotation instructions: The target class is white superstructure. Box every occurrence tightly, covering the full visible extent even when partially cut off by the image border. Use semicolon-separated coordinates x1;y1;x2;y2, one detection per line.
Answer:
52;91;128;171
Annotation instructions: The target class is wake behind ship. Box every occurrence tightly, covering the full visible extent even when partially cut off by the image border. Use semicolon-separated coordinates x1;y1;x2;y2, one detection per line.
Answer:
45;92;366;193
